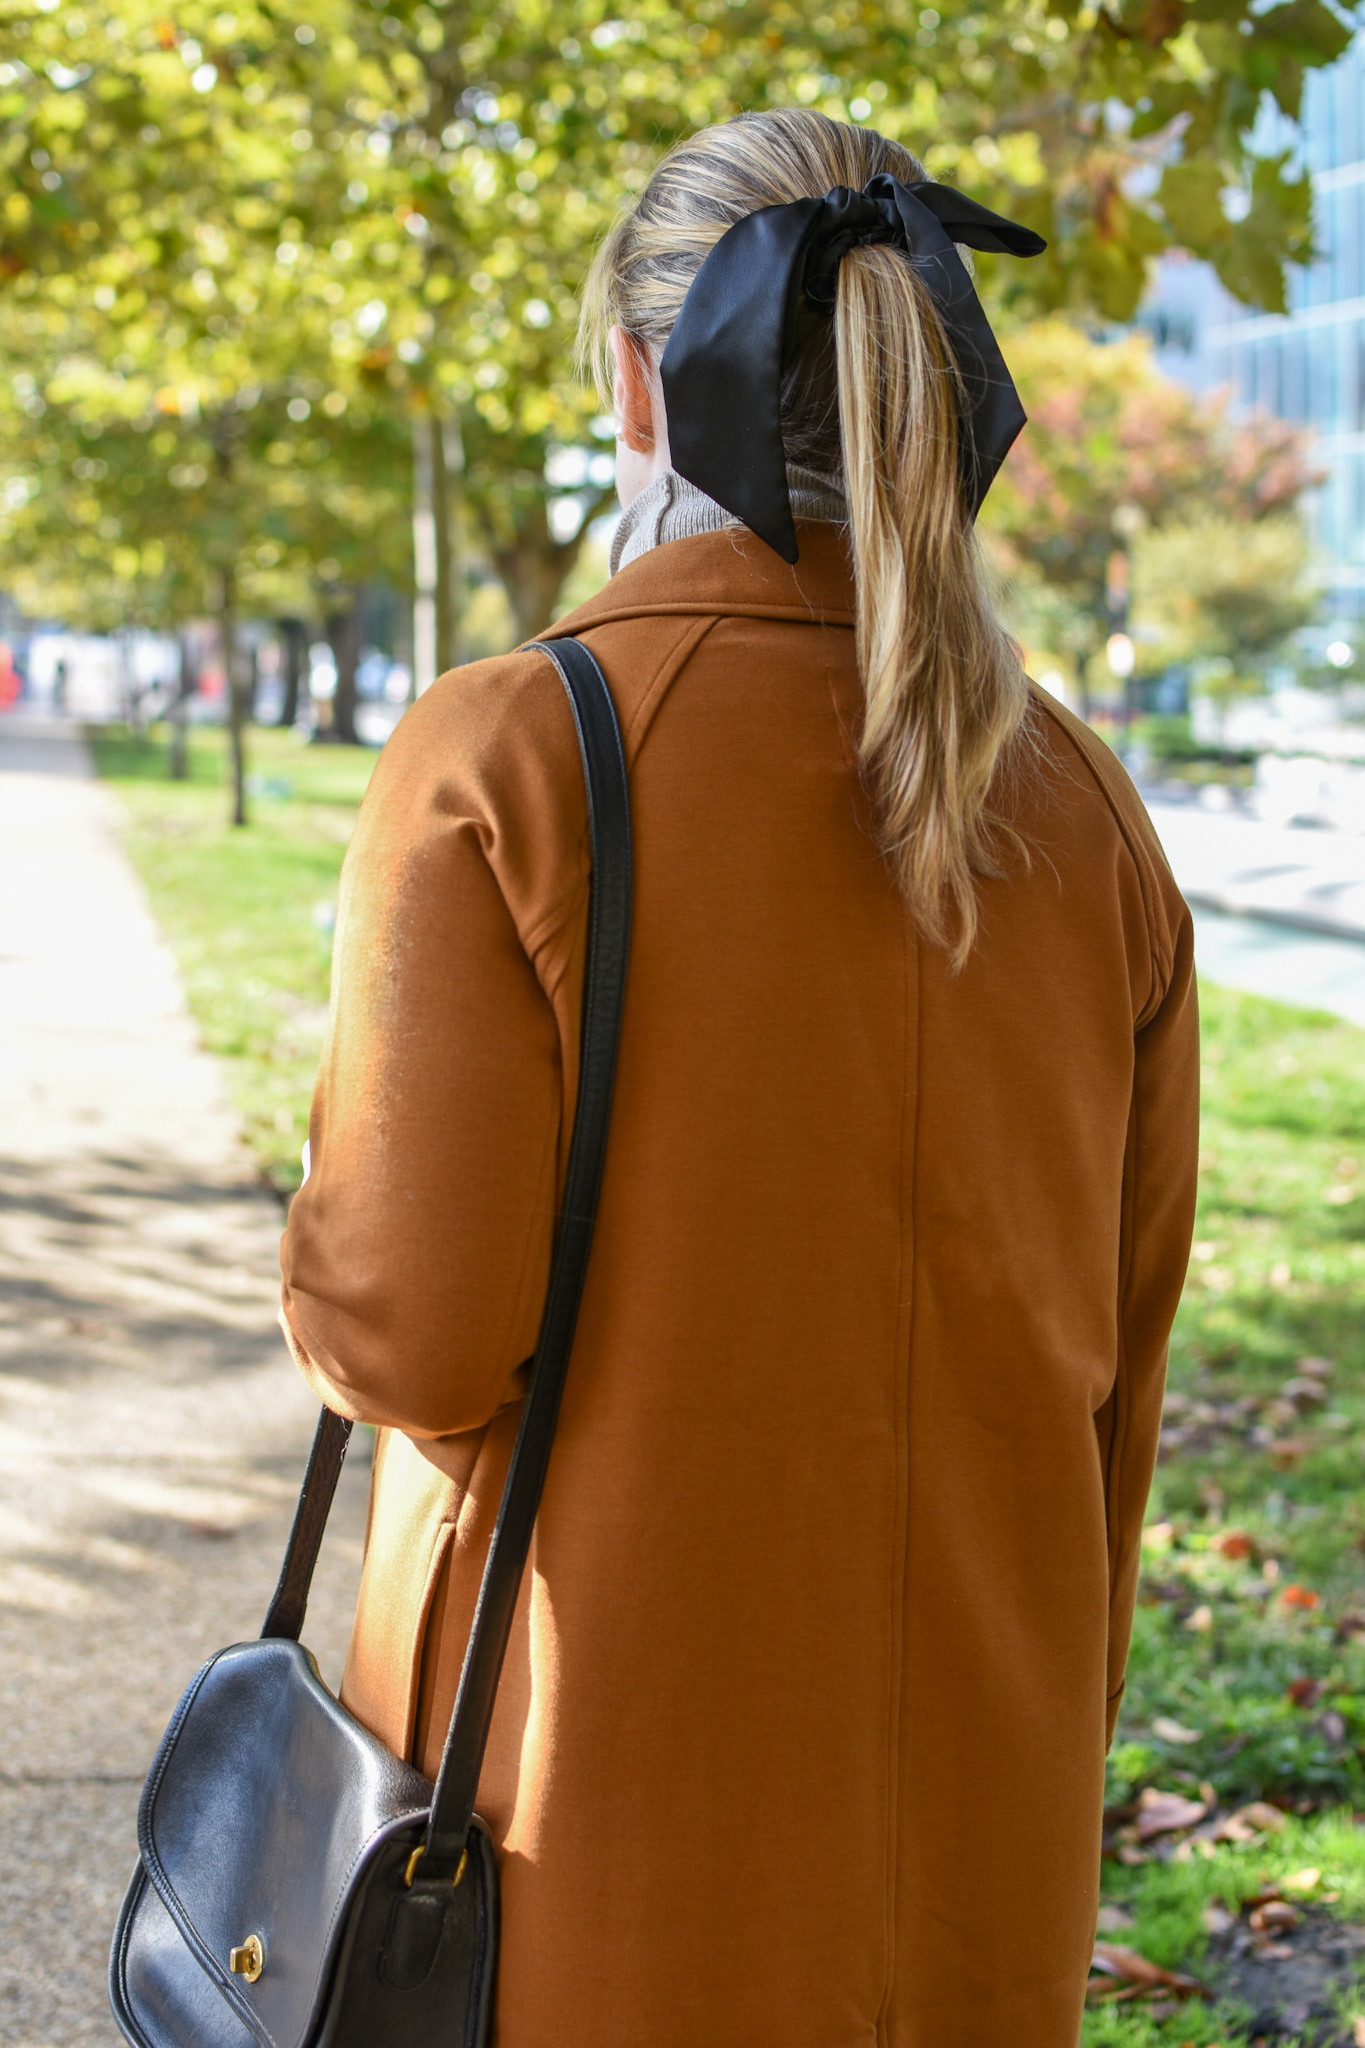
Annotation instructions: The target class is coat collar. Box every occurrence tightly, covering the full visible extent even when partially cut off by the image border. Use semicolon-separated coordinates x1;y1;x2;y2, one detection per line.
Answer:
539;521;857;638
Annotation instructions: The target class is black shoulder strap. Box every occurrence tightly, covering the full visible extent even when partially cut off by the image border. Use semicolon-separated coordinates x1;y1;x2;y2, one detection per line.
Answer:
260;637;632;1879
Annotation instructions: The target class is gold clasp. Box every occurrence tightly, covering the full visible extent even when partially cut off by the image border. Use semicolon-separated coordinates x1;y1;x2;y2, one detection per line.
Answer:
229;1934;264;1983
403;1844;468;1889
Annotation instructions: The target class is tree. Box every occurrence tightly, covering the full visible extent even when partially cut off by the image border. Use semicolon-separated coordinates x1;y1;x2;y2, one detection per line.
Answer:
0;257;412;812
981;319;1318;712
2;0;1356;647
1133;512;1318;685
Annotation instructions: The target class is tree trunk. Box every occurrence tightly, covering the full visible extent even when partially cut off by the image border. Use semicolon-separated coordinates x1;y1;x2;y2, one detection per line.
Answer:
327;598;362;746
277;618;306;729
433;414;464;675
170;630;196;781
489;497;590;644
222;569;248;827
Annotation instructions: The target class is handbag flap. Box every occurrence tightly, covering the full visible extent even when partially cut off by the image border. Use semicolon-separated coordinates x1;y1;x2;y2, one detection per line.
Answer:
138;1638;433;2048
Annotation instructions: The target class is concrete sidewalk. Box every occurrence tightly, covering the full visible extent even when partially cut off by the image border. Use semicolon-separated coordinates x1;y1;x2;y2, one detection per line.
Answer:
1144;788;1365;944
0;721;369;2048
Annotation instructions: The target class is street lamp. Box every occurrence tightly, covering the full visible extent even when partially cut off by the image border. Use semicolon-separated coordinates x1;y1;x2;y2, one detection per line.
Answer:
1107;632;1136;680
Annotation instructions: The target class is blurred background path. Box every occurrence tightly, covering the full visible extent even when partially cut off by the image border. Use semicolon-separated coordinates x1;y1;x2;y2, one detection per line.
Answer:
0;717;368;2048
1143;788;1365;1029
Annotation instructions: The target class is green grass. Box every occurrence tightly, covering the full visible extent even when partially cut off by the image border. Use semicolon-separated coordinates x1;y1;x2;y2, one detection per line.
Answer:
1092;984;1365;2044
91;720;378;1194
94;727;1365;2040
1111;986;1365;1813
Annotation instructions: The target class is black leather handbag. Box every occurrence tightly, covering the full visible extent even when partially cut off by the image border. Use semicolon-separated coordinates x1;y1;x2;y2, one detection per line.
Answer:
109;638;632;2048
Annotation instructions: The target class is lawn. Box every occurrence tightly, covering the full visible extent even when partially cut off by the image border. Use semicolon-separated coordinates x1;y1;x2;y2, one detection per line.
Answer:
91;720;378;1194
1092;983;1365;2044
95;719;1365;2041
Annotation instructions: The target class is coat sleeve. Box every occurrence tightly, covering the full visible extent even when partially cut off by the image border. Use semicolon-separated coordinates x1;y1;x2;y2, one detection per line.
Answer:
1103;900;1200;1743
279;673;577;1439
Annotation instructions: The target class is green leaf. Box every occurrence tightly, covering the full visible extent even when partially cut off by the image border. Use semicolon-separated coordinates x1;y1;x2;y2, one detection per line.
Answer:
1253;0;1355;71
1159;159;1230;248
1212;229;1289;314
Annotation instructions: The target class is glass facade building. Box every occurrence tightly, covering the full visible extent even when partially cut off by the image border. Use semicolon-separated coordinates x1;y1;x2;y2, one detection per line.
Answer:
1144;34;1365;621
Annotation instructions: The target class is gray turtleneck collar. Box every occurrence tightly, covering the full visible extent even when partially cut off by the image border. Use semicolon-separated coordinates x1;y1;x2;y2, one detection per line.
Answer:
609;466;847;576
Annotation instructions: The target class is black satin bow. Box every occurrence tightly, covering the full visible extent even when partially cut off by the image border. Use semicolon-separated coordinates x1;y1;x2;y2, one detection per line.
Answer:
659;175;1046;564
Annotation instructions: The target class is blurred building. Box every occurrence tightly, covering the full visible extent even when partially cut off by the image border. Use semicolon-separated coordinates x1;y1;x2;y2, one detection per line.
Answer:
1142;32;1365;625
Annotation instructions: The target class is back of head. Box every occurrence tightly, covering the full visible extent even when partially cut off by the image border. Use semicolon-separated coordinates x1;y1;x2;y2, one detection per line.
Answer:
582;108;1031;966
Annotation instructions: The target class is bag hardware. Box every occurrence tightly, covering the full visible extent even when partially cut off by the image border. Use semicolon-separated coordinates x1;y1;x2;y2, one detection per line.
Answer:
228;1936;264;1982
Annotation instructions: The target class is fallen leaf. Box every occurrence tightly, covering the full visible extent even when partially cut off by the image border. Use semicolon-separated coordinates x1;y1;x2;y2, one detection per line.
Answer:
1335;1614;1365;1642
1249;1900;1301;1936
1236;1801;1289;1834
1287;1676;1325;1708
1116;1844;1149;1866
1258;1939;1296;1960
1214;1530;1254;1560
1089;1943;1205;2003
1096;1905;1136;1933
1281;1867;1321;1895
1319;1709;1348;1746
1202;1903;1236;1936
1135;1788;1208;1840
1211;1814;1258;1843
1271;1440;1311;1469
1297;1355;1334;1380
1183;1604;1215;1633
1282;1376;1327;1408
1152;1715;1203;1744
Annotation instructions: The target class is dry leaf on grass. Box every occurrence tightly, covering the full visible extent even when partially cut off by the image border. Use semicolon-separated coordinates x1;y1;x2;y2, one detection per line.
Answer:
1096;1905;1136;1933
1209;1800;1289;1845
1236;1801;1289;1834
1087;1942;1205;2005
1152;1715;1203;1744
1249;1900;1301;1938
1135;1788;1208;1841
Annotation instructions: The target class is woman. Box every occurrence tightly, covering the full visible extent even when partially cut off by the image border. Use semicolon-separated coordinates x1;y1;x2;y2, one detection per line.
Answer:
281;109;1197;2048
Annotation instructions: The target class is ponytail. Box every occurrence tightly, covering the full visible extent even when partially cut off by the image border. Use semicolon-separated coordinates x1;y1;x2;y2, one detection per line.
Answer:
836;246;1028;964
583;108;1031;965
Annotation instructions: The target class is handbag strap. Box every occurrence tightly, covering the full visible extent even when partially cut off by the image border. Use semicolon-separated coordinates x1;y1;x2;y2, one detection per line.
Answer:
260;636;632;1879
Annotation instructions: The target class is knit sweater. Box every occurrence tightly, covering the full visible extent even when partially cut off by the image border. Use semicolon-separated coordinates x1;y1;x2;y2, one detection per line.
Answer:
609;466;847;574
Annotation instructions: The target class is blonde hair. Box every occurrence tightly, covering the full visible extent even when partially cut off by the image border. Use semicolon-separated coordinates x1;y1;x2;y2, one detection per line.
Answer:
581;108;1030;964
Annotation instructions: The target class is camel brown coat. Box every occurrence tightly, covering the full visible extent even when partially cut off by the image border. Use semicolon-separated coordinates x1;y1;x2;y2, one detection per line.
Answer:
280;524;1199;2048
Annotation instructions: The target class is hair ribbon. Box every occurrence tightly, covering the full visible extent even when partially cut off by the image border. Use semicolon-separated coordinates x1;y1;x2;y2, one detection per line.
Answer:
659;175;1046;564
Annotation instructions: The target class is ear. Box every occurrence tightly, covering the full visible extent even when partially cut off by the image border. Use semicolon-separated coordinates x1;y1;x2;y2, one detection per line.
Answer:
609;326;656;454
